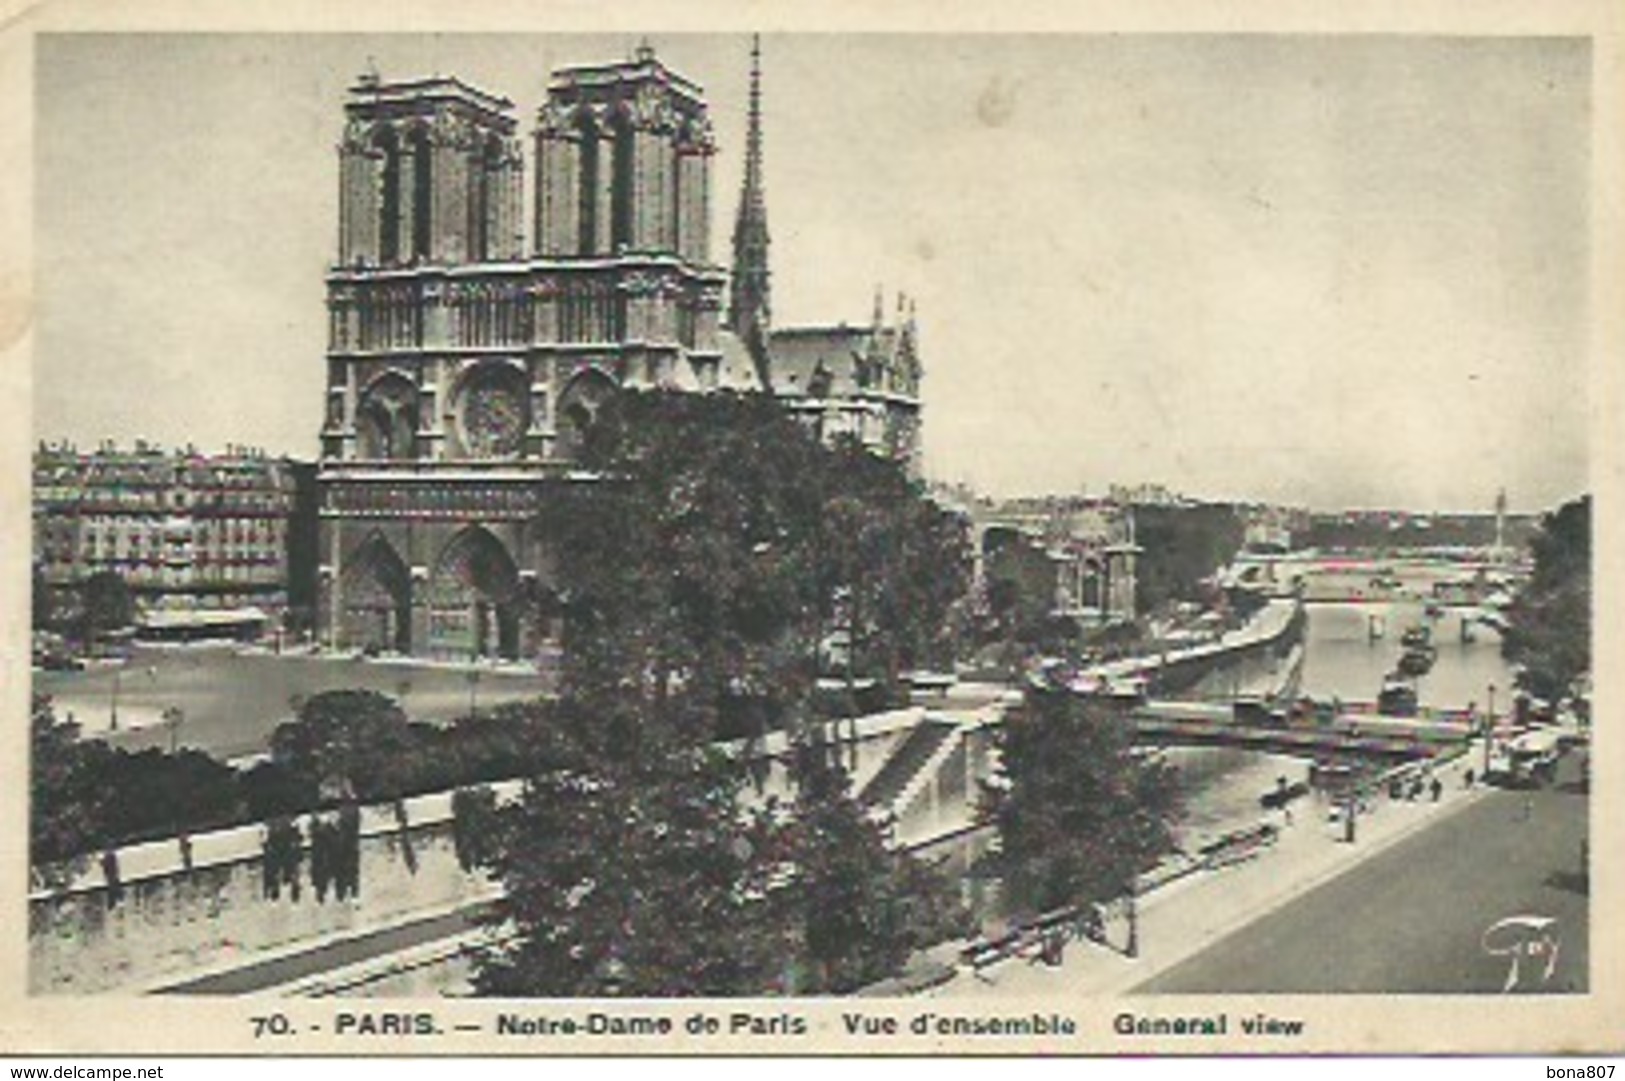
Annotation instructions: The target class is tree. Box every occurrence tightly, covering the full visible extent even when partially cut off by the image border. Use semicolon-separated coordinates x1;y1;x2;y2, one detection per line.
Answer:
541;391;829;742
1134;503;1245;615
781;735;964;993
473;390;975;996
30;695;101;879
78;570;134;649
546;390;972;739
817;441;973;687
981;689;1183;918
472;699;787;996
1503;496;1590;702
269;689;414;802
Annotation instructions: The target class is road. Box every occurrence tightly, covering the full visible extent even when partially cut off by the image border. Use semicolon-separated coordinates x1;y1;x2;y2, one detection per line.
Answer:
1137;756;1589;994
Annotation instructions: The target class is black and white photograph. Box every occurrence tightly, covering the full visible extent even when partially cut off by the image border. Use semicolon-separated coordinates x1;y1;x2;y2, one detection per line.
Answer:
3;2;1620;1059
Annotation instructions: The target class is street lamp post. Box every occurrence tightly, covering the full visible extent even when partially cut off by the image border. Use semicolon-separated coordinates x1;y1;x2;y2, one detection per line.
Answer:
109;665;122;732
467;662;481;719
1483;682;1497;778
162;706;184;755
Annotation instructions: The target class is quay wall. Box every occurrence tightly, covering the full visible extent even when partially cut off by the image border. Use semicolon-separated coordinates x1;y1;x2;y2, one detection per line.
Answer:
1138;600;1306;697
28;709;942;995
29;797;493;995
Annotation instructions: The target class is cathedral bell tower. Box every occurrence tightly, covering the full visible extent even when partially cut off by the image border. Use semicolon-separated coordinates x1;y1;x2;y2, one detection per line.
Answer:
337;72;523;267
528;42;728;449
319;71;540;664
317;49;729;663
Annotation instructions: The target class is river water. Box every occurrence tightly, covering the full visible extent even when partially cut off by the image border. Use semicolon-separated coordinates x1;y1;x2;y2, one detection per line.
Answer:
1298;601;1516;711
1165;600;1517;845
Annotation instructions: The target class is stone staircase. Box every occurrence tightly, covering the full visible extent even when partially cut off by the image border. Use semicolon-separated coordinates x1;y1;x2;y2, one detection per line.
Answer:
857;716;961;810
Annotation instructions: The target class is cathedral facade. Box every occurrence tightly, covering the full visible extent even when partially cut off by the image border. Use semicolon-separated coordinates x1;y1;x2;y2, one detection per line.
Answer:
317;42;921;660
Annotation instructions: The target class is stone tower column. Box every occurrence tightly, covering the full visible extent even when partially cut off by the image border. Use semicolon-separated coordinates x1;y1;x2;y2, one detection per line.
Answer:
534;101;581;256
338;120;380;265
431;114;468;264
590;125;615;256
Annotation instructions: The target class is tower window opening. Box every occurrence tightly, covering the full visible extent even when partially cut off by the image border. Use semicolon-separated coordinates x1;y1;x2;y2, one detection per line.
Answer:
410;127;432;261
611;114;635;251
375;126;402;264
577;115;600;255
472;136;502;261
671;139;685;256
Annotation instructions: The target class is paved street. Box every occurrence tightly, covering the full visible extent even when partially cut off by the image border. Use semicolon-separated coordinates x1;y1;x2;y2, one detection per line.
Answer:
929;739;1587;999
1138;756;1588;994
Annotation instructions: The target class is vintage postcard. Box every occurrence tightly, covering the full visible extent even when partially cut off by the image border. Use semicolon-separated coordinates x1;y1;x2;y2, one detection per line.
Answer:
1;0;1620;1059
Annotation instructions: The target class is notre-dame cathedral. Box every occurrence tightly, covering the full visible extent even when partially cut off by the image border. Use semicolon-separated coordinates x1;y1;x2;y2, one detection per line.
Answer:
317;40;922;661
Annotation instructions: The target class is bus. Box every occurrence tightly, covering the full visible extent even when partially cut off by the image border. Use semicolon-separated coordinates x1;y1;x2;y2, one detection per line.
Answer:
1486;729;1563;788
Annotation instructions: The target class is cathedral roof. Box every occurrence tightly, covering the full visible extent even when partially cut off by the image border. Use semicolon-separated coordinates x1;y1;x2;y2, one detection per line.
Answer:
716;330;768;392
765;323;917;401
550;43;706;107
664;333;767;395
344;75;517;130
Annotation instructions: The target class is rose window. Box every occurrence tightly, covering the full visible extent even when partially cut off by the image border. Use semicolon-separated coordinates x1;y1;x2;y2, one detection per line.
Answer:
459;365;529;459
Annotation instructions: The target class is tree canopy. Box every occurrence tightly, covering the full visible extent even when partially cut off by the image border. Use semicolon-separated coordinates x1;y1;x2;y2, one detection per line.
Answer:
1503;495;1590;703
78;570;134;647
471;697;789;996
543;390;971;739
474;390;974;995
981;689;1183;918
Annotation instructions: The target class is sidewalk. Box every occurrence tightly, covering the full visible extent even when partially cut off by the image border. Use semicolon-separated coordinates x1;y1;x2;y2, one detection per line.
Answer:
927;741;1492;998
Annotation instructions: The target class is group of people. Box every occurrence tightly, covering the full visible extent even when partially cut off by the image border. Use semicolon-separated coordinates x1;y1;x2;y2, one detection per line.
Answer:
1388;770;1446;803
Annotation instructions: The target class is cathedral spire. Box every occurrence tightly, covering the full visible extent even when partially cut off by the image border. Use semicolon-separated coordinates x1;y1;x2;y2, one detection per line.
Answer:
729;34;772;370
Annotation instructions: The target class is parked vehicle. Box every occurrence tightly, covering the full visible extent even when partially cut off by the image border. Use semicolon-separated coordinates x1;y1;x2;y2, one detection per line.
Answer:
1397;646;1436;677
1376;675;1419;717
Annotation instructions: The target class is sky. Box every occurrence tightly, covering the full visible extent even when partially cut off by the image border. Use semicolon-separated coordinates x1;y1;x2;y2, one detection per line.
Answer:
33;33;1592;512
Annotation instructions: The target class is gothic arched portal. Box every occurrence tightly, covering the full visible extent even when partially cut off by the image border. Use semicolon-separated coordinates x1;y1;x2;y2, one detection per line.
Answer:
339;533;412;654
427;526;521;660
